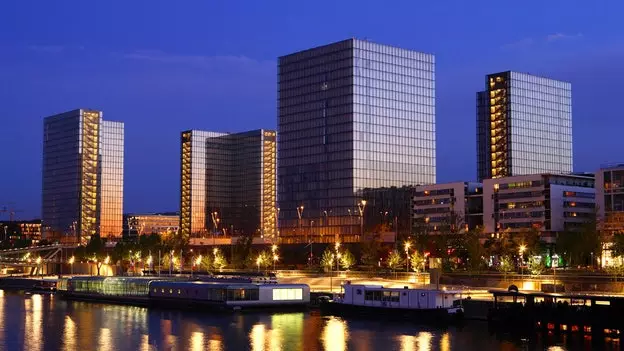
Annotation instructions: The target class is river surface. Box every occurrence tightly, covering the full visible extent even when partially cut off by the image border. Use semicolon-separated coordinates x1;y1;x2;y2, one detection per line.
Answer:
0;290;618;350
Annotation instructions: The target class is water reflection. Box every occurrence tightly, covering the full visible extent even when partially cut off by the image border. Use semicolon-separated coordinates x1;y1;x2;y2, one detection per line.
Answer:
24;294;42;351
322;317;349;351
0;291;620;350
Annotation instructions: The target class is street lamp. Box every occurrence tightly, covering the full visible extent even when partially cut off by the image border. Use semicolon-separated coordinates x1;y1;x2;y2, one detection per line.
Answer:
297;205;305;242
404;241;411;272
519;244;526;277
68;256;75;275
256;256;262;273
358;200;367;237
273;254;278;271
336;253;342;271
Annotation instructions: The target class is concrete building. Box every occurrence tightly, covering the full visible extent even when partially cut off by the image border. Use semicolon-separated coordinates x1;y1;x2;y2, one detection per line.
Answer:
412;182;483;234
278;39;436;242
42;109;124;241
477;71;572;181
483;174;595;241
596;164;624;234
180;129;276;239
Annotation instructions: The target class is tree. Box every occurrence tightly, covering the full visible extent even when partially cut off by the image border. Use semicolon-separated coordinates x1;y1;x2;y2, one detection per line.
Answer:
611;234;624;258
257;251;271;271
320;248;334;271
557;213;602;267
461;227;487;272
387;251;403;272
200;255;212;272
340;249;355;270
515;226;542;255
528;256;545;276
409;251;426;273
85;234;107;275
605;261;624;282
360;235;381;269
498;255;514;280
212;249;227;271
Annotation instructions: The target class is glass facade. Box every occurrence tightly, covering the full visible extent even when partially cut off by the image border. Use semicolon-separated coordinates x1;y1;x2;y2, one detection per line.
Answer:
180;129;276;238
278;39;435;242
477;71;572;180
99;121;124;238
42;109;124;240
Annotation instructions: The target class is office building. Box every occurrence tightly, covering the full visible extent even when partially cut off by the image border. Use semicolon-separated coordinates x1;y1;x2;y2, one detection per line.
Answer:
0;220;42;243
42;109;124;240
477;71;572;181
123;212;180;240
361;186;415;240
483;173;594;242
180;129;276;238
596;164;624;234
278;39;436;242
412;182;483;234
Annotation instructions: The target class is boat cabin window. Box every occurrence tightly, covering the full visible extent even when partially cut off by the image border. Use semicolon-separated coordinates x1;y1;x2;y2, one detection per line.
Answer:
227;288;259;301
272;288;303;301
364;290;383;301
382;291;400;302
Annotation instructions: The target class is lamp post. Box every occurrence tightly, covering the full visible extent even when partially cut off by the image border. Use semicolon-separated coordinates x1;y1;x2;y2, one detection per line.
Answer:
404;241;411;273
256;256;262;273
273;254;278;271
297;205;304;242
518;244;526;278
552;253;559;293
69;256;75;276
358;200;367;237
335;242;341;271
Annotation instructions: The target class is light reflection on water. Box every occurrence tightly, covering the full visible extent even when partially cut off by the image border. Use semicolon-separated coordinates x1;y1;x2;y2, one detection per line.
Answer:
0;290;617;350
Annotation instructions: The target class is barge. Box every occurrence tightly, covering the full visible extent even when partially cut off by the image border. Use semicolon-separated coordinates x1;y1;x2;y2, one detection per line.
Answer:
321;282;464;324
488;287;624;338
57;276;310;311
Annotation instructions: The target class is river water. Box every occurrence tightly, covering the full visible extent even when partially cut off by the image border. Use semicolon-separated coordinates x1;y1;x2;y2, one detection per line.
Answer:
0;290;616;350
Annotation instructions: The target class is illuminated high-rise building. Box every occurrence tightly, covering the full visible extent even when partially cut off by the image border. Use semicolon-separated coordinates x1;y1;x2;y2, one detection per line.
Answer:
477;71;572;181
42;109;124;240
179;129;276;238
278;39;436;242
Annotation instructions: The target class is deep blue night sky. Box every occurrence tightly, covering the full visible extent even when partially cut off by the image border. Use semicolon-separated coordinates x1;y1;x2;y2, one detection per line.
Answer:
1;0;623;219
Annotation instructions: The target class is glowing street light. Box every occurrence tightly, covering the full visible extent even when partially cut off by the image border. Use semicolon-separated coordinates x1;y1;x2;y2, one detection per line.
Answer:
69;256;75;275
256;256;263;272
273;254;279;271
404;241;411;272
272;244;278;253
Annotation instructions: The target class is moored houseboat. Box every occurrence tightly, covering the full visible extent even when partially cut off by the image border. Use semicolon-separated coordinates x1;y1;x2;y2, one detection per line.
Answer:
488;287;624;338
57;276;310;311
321;282;464;324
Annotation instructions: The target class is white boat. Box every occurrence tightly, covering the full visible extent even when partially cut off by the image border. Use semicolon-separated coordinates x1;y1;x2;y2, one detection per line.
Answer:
321;282;464;323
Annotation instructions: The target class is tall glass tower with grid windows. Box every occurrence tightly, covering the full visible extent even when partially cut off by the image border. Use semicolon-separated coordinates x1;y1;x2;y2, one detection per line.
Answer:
42;109;124;241
278;39;436;243
179;129;277;239
477;71;572;181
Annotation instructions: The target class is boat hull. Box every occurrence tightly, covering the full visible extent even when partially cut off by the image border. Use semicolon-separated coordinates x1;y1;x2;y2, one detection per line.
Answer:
321;301;463;325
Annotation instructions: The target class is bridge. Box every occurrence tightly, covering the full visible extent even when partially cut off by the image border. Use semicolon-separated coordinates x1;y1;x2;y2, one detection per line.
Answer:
0;244;78;269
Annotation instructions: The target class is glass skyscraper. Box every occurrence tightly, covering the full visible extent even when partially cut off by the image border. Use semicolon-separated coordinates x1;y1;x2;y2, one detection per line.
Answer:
477;71;572;181
180;129;277;238
42;109;124;241
278;39;436;242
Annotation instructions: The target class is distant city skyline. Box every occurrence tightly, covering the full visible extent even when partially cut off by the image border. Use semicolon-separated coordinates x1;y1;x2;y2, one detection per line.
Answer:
2;1;624;218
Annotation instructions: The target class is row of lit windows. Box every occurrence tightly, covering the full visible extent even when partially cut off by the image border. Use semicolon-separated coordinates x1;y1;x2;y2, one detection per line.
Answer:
497;201;544;209
563;201;594;209
563;191;595;199
499;211;544;219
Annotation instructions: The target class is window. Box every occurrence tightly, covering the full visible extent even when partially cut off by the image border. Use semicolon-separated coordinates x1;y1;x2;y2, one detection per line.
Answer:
272;288;303;301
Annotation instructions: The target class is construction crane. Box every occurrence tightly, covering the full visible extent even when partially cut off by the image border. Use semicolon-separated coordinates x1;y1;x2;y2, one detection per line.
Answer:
0;206;24;222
